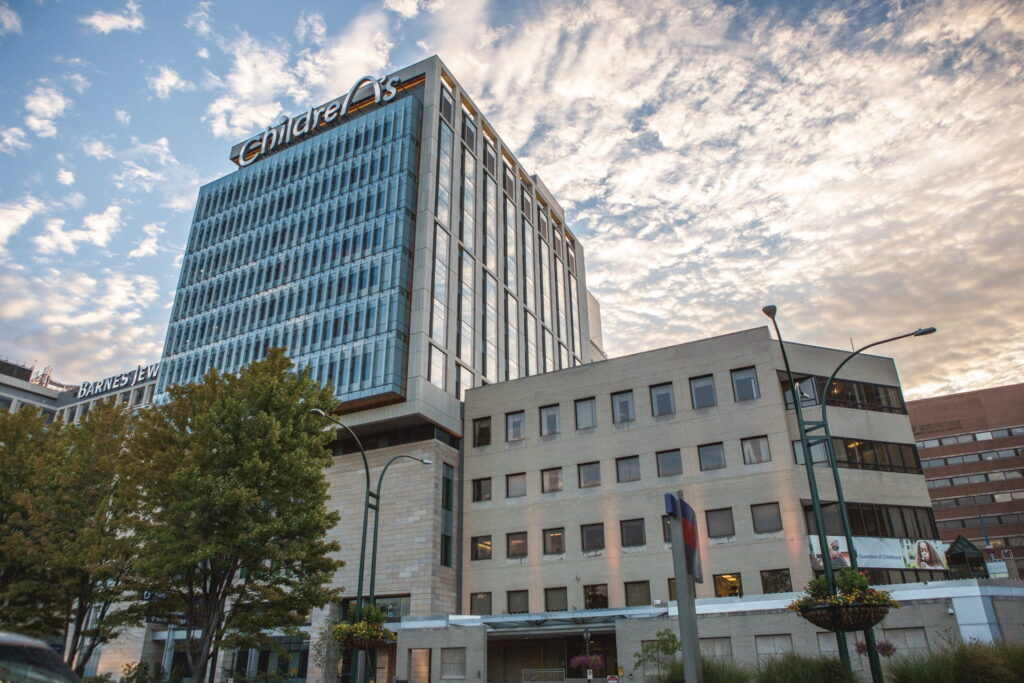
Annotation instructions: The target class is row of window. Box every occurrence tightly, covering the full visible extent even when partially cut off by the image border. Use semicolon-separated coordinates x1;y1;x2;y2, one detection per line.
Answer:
782;375;906;415
805;502;939;539
473;368;761;447
926;468;1024;489
937;512;1024;531
916;425;1024;450
933;489;1024;508
469;503;784;562
921;447;1021;469
794;437;922;474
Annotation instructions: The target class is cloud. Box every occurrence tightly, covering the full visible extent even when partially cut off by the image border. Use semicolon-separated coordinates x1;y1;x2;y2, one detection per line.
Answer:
295;11;326;45
82;139;115;159
113;137;201;211
33;204;123;254
197;46;209;59
79;0;144;35
115;109;131;124
128;222;164;258
24;84;71;137
0;195;44;255
0;2;22;36
185;2;213;38
0;268;164;382
146;65;195;99
384;0;420;19
0;126;29;154
65;73;90;93
56;169;75;185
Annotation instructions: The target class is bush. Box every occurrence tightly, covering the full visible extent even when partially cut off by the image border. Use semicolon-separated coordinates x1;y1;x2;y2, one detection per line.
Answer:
886;641;1015;682
755;653;854;683
653;656;751;683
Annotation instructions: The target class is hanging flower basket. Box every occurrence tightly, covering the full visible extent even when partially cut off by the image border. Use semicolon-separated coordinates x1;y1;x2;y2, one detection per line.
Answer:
799;603;891;632
332;621;395;652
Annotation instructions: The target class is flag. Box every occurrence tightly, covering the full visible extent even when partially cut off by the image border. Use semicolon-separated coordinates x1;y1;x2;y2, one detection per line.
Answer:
664;492;704;583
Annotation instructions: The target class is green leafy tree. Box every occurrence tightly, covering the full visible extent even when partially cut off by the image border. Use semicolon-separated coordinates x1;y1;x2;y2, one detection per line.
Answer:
634;629;681;673
127;349;343;683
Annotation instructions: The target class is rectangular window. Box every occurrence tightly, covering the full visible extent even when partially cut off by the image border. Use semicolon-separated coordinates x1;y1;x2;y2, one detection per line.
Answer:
611;390;635;423
469;592;491;615
620;518;646;547
662;515;671;542
624;580;651;607
714;572;743;598
473;417;491;446
754;634;792;663
440;648;466;679
578;461;601;488
616;455;641;482
760;569;792;594
429;344;446;390
706;508;735;538
690;375;717;409
539;404;560;436
543;527;565;554
471;535;492;560
507;590;529;614
409;648;430;683
742;436;771;464
472;478;491;502
507;531;527;558
700;637;733;661
541;467;563;493
506;472;526;498
575;397;597;430
650;383;675;417
545;587;568;612
581;523;605;551
657;449;683;476
584;584;608;609
699;442;726;471
731;367;760;401
441;463;454;567
506;411;525;441
751;502;783;534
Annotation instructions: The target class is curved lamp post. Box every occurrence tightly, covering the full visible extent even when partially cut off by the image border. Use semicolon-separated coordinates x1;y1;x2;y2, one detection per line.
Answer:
762;306;936;683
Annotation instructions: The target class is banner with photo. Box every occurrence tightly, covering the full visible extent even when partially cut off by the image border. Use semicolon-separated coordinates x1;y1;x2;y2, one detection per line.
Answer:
809;536;949;571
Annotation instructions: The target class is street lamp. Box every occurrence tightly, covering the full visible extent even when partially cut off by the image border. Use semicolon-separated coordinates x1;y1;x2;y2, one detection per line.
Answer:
762;306;936;682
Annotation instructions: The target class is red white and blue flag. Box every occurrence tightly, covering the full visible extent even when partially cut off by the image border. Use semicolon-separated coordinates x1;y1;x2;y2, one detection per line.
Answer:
665;492;704;583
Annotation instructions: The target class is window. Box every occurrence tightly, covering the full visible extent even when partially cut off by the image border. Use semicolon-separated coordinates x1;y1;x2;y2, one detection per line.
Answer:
469;592;491;615
625;580;651;606
442;463;454;567
507;590;529;614
657;449;683;476
578;461;601;488
616;455;641;482
650;383;675;416
545;587;568;612
699;442;726;471
742;436;771;464
472;477;491;502
575;397;597;430
471;536;492;560
506;411;525;441
754;634;792;663
706;508;735;538
507;532;527;558
440;648;466;679
714;573;743;598
583;584;608;609
539;404;560;436
662;515;671;542
667;578;676;600
543;527;565;554
700;637;733;661
731;367;760;401
882;627;929;657
506;472;526;498
473;417;491;446
611;390;635;423
760;569;792;594
690;375;717;409
751;502;783;534
581;523;605;551
541;467;563;493
620;518;646;547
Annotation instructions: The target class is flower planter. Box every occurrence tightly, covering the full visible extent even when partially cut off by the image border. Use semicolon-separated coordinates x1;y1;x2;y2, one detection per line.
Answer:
799;603;890;632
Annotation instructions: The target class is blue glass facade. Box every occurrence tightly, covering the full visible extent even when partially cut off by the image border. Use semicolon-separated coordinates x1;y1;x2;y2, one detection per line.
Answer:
158;95;422;404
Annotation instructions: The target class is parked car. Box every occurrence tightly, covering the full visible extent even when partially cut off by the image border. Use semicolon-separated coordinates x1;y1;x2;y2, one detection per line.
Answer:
0;632;81;682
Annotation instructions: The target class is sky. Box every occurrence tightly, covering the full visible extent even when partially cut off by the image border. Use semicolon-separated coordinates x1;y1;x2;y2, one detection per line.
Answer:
0;0;1021;399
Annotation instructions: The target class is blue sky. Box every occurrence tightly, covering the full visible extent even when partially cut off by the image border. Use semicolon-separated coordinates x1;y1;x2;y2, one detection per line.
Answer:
0;0;1022;398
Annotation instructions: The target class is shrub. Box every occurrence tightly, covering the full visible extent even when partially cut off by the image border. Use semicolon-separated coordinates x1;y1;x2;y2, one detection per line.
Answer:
652;657;751;683
755;653;854;683
990;640;1024;680
886;641;1014;683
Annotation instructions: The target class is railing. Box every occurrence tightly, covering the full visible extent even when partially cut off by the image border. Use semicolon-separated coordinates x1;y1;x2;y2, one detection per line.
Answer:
522;669;565;682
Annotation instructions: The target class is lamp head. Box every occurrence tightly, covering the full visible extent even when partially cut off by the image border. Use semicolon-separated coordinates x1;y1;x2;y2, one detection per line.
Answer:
309;408;327;417
913;327;937;337
762;304;778;320
421;459;434;465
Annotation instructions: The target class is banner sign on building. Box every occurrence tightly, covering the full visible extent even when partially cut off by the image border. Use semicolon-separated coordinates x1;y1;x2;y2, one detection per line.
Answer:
809;536;950;571
76;363;160;399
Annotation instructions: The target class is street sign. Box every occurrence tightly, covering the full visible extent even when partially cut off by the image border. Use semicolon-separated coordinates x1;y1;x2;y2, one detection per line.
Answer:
607;676;619;683
587;669;593;680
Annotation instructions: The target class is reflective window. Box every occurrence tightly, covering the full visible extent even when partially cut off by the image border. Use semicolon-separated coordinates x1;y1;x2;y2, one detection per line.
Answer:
616;455;641;482
731;367;760;401
751;502;783;533
470;536;491;560
621;518;646;547
506;472;526;498
657;449;683;476
706;508;735;537
625;580;651;607
507;532;528;558
742;436;771;464
507;590;528;614
611;390;635;423
473;417;491;447
699;442;726;471
539;404;560;436
545;587;568;612
543;527;565;554
471;478;491;502
650;383;675;417
584;584;608;609
690;375;717;409
578;461;601;488
506;411;525;441
575;397;597;430
760;569;792;594
470;592;491;615
581;523;605;551
542;467;563;493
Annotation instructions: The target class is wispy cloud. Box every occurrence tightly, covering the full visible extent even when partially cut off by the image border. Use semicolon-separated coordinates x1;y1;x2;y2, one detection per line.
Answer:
146;66;195;99
56;169;75;186
82;139;115;159
0;126;29;154
79;0;145;35
295;11;327;45
24;84;71;137
128;222;164;258
0;195;44;256
115;109;131;124
0;2;22;36
33;204;123;254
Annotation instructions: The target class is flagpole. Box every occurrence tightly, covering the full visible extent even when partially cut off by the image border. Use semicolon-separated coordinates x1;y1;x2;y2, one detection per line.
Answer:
666;492;703;683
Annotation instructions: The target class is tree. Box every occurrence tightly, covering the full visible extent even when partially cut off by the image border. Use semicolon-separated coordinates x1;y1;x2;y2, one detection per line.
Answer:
127;349;343;683
0;401;143;674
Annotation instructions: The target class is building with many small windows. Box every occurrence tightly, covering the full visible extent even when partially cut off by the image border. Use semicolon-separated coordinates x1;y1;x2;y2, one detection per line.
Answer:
907;382;1024;575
